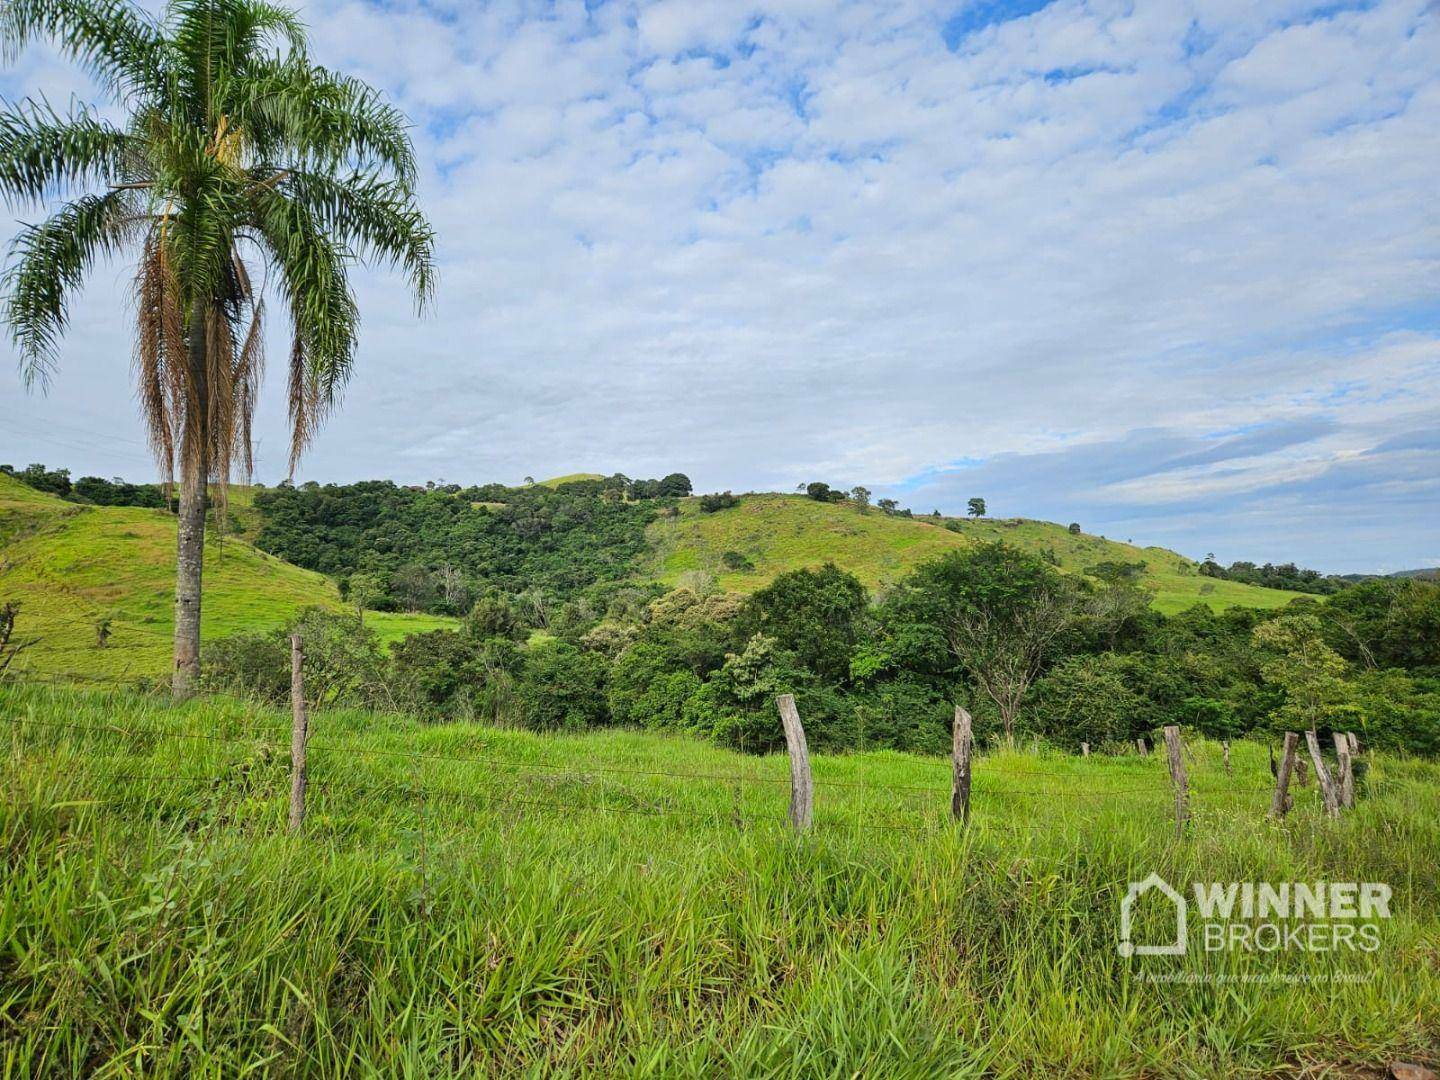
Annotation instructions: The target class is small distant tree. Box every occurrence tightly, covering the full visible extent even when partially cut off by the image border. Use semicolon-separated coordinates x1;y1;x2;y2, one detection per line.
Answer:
657;473;692;497
805;482;833;502
850;486;871;509
876;498;898;514
347;572;385;627
1068;522;1082;535
967;497;986;518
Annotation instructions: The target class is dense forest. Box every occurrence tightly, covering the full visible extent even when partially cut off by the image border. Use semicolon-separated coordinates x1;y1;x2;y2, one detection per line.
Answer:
252;473;690;615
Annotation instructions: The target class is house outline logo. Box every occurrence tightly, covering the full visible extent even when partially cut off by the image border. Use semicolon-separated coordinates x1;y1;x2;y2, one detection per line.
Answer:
1119;872;1187;956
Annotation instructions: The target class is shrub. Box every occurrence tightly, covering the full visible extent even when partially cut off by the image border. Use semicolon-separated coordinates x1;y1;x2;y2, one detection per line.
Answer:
609;642;700;729
721;550;754;572
513;642;610;731
699;491;740;513
202;608;386;708
1030;654;1145;748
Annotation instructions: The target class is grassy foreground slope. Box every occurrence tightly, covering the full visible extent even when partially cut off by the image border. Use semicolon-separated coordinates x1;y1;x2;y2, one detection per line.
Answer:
0;475;452;680
2;682;1436;1074
646;493;1295;613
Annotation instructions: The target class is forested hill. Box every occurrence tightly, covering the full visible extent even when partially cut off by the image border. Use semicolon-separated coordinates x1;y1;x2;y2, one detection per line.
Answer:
251;477;667;612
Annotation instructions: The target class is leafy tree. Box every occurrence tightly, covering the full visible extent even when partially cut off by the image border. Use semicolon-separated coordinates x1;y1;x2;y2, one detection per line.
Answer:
0;0;434;694
465;593;525;640
1068;522;1082;535
513;641;609;731
896;543;1075;744
850;486;871;508
967;497;986;518
346;571;386;626
607;641;700;729
657;472;692;497
738;564;868;683
683;634;811;752
876;498;898;514
1252;614;1353;733
1031;654;1144;748
1322;579;1440;669
805;482;833;502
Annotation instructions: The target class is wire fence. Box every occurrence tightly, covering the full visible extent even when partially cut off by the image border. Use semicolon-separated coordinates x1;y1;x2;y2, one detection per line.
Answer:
2;663;1406;857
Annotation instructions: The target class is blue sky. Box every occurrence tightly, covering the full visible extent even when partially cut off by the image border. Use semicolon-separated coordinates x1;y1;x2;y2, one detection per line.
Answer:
1;0;1437;572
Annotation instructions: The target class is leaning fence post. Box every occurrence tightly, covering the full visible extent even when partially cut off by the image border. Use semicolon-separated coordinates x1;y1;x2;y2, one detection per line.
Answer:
1347;731;1359;756
776;694;812;832
1136;737;1149;757
1271;732;1299;818
1304;729;1341;818
1162;725;1188;838
289;632;309;832
1331;732;1355;809
952;706;973;824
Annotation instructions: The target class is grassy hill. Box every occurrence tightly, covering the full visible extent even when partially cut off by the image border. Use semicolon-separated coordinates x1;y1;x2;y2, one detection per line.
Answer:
536;472;606;488
3;681;1436;1073
645;493;1296;614
0;475;453;680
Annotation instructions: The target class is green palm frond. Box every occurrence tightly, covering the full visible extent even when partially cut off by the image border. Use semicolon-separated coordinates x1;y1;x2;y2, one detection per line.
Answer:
0;98;134;205
279;168;434;307
0;0;167;101
3;188;137;386
228;55;417;184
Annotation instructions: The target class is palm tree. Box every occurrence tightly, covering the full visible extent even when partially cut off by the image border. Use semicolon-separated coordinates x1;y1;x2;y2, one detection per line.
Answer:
0;0;434;694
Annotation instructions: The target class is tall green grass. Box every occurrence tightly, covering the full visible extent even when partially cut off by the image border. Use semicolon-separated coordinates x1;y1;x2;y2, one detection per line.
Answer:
2;683;1436;1076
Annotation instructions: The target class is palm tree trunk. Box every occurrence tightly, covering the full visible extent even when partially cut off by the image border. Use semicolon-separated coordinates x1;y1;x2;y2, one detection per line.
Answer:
172;304;209;697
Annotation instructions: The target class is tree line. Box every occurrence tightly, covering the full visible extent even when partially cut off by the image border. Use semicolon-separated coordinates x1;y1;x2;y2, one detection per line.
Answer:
205;540;1440;758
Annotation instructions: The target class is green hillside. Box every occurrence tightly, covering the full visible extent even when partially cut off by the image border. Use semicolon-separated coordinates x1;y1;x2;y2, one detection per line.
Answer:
645;493;1296;614
0;475;453;680
536;472;606;488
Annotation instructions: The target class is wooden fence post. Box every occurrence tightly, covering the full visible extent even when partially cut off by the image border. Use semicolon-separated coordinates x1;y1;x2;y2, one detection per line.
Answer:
289;632;309;833
1270;732;1299;818
1081;742;1090;758
776;694;813;832
1331;732;1355;809
1304;730;1341;818
952;706;973;824
1222;740;1231;775
1295;755;1308;787
1347;731;1359;756
1136;737;1149;757
1162;725;1188;838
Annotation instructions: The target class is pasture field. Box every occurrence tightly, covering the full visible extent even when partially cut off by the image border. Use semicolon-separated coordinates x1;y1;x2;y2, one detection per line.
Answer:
2;682;1436;1076
646;493;1296;614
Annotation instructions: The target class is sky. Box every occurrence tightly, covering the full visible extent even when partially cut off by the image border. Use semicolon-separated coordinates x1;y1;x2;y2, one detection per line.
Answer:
0;0;1437;573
